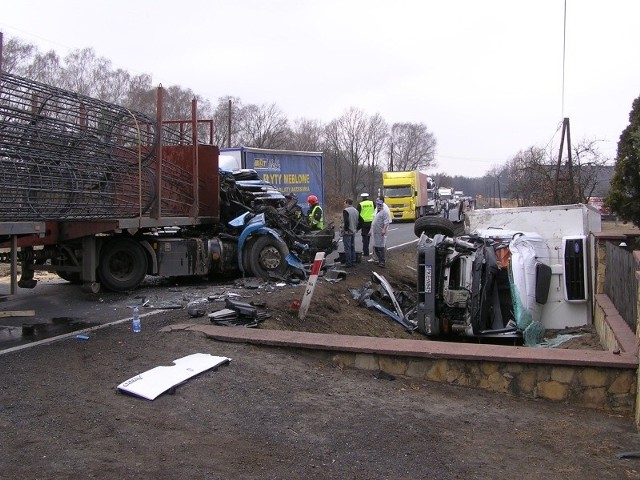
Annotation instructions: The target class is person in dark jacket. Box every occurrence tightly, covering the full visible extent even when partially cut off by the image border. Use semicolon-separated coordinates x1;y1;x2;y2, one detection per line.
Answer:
341;198;360;267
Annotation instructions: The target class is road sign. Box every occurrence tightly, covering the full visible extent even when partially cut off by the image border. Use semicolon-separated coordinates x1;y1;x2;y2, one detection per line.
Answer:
298;252;325;320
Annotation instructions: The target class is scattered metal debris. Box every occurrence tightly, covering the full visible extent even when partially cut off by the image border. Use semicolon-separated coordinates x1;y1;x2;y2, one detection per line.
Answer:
225;298;258;318
187;302;207;318
371;272;406;322
364;298;416;332
209;308;237;320
347;275;419;332
348;285;375;306
325;269;347;282
207;298;271;328
207;292;242;302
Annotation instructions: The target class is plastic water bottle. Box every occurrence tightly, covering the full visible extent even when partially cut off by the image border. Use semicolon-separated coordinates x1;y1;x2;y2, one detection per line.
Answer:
131;306;141;333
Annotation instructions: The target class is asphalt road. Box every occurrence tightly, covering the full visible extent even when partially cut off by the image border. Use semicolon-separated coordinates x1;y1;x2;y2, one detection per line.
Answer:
0;221;425;352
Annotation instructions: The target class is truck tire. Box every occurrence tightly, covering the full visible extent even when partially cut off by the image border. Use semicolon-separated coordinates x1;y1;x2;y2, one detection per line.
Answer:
248;235;289;279
241;238;256;276
97;237;148;291
414;217;456;238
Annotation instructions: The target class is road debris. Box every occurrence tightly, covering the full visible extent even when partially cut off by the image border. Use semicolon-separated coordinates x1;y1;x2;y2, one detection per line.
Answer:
117;353;231;401
207;298;271;328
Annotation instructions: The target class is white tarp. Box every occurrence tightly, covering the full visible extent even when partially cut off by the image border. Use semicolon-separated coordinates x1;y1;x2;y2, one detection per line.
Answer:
117;353;231;400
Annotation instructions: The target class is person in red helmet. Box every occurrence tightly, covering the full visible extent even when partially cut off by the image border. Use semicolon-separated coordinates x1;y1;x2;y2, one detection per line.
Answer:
307;194;324;230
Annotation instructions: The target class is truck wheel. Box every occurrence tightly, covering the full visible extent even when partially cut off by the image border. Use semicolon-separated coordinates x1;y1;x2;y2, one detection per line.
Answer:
414;217;456;238
97;238;148;291
248;235;289;279
241;238;256;276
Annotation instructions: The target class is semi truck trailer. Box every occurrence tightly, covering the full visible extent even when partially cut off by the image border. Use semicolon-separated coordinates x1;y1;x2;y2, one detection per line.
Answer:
0;72;334;293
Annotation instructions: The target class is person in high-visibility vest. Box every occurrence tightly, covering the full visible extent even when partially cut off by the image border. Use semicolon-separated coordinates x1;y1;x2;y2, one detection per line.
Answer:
307;195;324;230
357;193;375;256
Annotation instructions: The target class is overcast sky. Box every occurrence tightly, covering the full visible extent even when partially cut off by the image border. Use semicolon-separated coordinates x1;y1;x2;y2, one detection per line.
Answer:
2;0;639;177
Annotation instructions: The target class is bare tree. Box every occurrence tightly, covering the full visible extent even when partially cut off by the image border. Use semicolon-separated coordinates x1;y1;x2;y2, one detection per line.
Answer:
288;118;325;151
323;107;376;200
362;113;388;195
323;120;346;206
237;103;289;149
502;147;549;206
25;50;63;87
123;74;155;116
570;139;611;202
387;122;437;171
504;140;612;207
61;48;112;97
1;37;37;75
93;68;132;106
432;171;453;188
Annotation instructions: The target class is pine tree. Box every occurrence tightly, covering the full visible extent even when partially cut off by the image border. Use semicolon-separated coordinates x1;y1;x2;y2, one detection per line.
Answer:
605;96;640;226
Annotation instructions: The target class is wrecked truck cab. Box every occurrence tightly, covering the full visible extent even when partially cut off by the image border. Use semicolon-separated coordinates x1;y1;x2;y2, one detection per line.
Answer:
416;229;552;344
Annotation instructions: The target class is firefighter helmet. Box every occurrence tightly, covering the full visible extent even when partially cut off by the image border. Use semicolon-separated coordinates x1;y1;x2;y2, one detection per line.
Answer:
307;195;318;204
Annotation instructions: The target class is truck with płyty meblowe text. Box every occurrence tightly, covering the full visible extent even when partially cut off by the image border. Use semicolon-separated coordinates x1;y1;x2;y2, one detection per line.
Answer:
220;147;324;214
0;71;335;293
382;170;440;222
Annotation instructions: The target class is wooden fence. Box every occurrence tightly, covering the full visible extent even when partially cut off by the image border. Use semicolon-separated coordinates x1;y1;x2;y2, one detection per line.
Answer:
605;241;639;332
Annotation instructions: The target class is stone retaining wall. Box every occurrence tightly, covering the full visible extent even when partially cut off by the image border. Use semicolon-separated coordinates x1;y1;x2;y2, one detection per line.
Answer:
323;350;636;413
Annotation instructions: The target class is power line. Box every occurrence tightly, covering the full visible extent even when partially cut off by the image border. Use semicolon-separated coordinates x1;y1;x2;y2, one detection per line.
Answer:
561;0;567;120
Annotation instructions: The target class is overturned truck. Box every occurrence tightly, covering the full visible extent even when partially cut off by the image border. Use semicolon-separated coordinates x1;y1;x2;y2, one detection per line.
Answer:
413;205;600;344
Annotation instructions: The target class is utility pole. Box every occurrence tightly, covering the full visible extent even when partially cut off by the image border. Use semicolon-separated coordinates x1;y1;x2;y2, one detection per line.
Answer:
227;98;232;148
554;117;575;203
